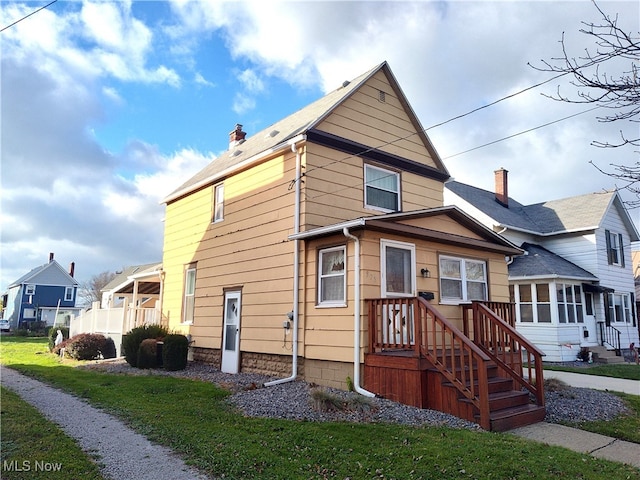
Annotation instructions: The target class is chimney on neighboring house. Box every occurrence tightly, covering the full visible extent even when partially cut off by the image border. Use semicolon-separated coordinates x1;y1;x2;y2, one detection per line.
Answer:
229;124;246;150
69;262;75;278
494;168;509;207
49;252;54;262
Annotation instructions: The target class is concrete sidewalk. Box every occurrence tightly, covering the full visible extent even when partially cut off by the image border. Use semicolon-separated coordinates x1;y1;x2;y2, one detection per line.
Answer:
510;369;640;470
543;369;640;395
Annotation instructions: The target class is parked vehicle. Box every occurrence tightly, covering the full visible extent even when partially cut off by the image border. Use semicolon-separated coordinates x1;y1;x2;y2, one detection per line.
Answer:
0;319;11;332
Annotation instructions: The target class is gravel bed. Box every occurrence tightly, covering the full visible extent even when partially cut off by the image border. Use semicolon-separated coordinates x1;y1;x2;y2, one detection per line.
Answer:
81;360;630;427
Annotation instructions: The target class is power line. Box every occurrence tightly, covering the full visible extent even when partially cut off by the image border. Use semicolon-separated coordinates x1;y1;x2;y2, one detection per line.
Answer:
1;0;58;33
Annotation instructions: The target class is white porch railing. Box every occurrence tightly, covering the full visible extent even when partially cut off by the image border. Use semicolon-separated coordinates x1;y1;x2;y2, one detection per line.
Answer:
70;301;164;357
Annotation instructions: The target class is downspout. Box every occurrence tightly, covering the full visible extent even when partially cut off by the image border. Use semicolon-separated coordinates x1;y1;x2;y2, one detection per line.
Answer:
264;141;302;387
342;227;376;397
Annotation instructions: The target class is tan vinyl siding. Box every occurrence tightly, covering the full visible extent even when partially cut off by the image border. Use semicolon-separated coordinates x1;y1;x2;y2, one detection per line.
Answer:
162;151;299;353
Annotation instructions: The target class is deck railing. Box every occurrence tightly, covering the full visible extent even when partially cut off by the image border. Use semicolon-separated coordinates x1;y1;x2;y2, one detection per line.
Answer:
598;322;622;354
463;302;545;407
368;297;492;430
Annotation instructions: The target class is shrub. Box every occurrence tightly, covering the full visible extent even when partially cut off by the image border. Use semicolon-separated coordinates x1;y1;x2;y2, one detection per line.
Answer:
52;338;71;356
137;338;158;369
162;334;189;371
65;333;105;361
122;325;168;367
14;329;29;337
102;337;117;359
310;388;344;412
48;327;70;352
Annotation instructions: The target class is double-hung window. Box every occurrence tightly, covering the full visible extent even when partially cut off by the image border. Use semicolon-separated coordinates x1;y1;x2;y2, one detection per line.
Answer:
381;240;415;297
557;283;584;323
183;265;196;324
213;183;224;223
64;287;74;302
318;246;346;306
514;283;551;323
439;256;487;303
607;292;632;324
605;229;624;266
364;164;400;212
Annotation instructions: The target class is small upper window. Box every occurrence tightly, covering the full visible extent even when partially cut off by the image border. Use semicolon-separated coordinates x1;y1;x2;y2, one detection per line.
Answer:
318;246;346;306
381;240;415;297
183;265;197;324
605;230;624;266
364;164;400;212
64;287;74;302
213;183;224;223
25;284;36;295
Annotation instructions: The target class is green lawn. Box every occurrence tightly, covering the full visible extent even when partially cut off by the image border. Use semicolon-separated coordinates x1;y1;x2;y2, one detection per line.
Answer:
544;363;640;381
2;337;640;479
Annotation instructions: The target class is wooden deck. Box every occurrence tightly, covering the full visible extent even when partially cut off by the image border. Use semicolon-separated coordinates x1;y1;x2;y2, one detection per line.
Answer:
364;299;545;431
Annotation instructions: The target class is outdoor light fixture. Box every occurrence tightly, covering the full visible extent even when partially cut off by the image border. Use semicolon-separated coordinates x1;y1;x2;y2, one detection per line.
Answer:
420;268;430;278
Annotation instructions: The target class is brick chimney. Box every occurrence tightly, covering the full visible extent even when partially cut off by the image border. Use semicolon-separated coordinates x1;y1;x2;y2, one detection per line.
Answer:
494;168;509;207
69;262;75;278
49;252;54;262
229;124;246;150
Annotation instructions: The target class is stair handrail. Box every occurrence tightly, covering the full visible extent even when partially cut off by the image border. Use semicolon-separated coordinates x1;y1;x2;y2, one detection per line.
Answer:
366;297;494;429
598;322;622;353
468;302;545;406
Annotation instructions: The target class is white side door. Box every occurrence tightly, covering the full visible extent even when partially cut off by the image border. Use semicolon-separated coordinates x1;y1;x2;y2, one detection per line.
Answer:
221;291;241;374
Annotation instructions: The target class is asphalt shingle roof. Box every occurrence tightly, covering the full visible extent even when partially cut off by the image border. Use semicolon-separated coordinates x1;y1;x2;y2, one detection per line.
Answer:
509;243;597;280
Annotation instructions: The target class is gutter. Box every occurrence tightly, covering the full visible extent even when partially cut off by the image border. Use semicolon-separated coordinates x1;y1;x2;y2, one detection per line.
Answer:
264;138;305;387
342;227;376;398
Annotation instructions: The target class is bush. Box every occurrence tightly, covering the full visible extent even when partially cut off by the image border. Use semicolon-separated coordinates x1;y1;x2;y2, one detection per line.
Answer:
48;327;70;351
66;333;105;361
137;338;158;369
122;325;168;368
102;337;117;359
162;334;189;371
52;338;71;356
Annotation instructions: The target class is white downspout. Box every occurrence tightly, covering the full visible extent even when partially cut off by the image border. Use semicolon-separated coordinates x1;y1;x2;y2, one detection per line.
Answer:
343;227;376;397
264;141;302;387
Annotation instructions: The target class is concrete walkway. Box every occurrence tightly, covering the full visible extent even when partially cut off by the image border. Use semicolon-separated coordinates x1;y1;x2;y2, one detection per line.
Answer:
511;369;640;469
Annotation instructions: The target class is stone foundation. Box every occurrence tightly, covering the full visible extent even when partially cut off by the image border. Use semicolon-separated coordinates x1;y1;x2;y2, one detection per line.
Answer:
189;348;353;391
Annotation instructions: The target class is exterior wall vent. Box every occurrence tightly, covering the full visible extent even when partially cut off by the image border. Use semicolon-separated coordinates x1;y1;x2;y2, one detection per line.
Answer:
379;90;386;103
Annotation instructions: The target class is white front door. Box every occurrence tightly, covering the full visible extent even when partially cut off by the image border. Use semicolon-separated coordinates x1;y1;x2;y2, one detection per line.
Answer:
583;292;597;345
221;291;241;374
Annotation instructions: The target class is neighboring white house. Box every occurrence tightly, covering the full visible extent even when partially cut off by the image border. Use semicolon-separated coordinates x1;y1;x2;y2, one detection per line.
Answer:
70;262;164;356
444;169;639;362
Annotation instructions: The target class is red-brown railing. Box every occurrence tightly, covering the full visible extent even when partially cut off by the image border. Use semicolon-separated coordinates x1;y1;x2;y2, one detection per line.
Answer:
463;302;545;406
368;297;492;430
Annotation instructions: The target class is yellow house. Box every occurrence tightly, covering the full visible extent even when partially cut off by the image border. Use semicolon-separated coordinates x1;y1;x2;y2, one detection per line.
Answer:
161;62;545;431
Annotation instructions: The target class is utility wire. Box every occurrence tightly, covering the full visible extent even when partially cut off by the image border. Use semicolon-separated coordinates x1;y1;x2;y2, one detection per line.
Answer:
1;0;57;33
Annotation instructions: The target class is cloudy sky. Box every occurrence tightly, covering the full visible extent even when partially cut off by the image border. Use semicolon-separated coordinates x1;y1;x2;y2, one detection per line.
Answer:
1;0;638;293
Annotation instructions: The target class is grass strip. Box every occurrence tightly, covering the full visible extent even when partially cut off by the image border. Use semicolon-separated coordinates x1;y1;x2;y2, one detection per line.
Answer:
544;363;640;381
0;387;105;480
2;337;640;479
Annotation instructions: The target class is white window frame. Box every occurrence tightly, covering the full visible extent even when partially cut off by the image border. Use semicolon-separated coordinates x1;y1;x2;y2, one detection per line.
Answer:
364;164;400;212
25;284;35;295
439;256;488;304
514;283;552;324
213;183;224;223
556;283;584;324
64;287;74;302
182;265;196;324
607;292;632;324
317;246;347;307
380;240;415;298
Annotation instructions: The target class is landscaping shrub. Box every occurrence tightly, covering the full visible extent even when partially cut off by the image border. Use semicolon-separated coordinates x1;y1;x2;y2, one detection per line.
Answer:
52;338;71;356
137;338;158;369
162;334;189;371
122;325;168;367
48;327;70;351
102;337;117;359
65;333;105;361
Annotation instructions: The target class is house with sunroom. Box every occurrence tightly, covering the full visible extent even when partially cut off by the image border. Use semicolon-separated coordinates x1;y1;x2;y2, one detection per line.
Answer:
445;169;640;362
2;253;80;330
160;62;547;431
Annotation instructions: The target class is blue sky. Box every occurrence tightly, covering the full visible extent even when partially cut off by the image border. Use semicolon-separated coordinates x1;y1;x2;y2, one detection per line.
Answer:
1;0;638;294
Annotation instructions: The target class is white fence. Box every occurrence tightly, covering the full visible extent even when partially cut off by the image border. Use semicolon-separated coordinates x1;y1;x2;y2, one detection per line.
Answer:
70;302;164;357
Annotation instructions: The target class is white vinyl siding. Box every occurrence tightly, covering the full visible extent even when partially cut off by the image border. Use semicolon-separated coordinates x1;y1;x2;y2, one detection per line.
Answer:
318;246;346;306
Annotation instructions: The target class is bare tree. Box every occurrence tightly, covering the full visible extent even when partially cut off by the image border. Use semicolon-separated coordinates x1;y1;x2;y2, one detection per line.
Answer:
78;271;117;307
531;1;640;206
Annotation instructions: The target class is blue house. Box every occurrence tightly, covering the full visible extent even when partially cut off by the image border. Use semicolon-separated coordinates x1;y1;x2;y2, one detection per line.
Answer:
3;253;81;330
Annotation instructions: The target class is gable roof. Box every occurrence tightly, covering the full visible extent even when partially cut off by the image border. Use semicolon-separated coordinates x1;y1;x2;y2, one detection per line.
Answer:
446;181;639;239
509;243;597;280
101;263;162;296
9;260;78;288
290;206;523;255
164;61;449;203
